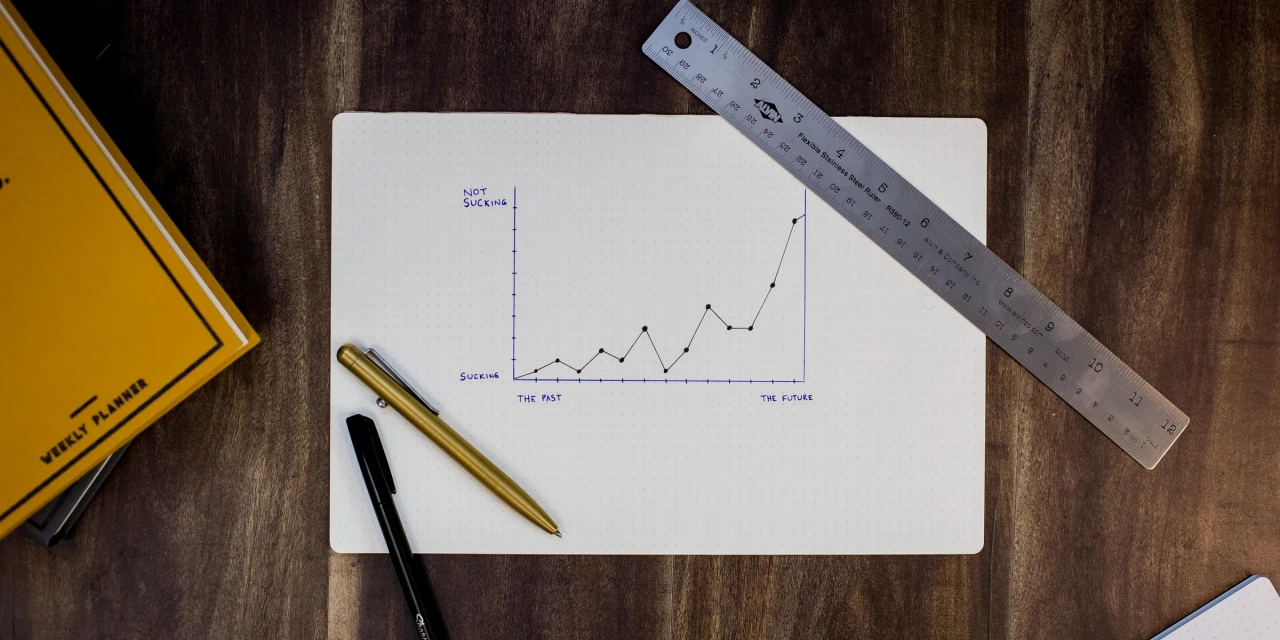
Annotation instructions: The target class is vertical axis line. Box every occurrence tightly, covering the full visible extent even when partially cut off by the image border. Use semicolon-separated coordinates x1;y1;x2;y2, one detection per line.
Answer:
803;189;806;382
506;188;512;378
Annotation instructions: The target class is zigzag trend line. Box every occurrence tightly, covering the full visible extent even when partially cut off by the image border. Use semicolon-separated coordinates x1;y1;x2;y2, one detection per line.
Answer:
514;214;805;379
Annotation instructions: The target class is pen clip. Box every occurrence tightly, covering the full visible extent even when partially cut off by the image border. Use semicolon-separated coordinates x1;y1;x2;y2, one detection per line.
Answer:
365;348;440;415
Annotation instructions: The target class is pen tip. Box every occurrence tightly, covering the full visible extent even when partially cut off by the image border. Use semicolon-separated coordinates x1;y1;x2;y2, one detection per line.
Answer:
554;531;563;538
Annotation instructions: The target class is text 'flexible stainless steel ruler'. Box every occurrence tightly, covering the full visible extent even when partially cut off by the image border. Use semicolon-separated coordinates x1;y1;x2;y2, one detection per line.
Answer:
644;0;1188;469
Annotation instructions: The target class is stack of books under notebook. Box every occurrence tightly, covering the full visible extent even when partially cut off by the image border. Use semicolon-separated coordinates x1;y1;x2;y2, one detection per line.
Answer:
0;0;258;541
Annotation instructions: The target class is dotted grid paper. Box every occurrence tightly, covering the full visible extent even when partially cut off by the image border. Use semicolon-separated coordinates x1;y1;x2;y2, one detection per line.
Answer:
1152;576;1280;640
330;113;987;554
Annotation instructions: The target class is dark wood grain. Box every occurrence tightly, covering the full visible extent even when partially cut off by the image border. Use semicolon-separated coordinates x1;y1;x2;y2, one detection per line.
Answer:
1;0;1276;638
1003;0;1280;638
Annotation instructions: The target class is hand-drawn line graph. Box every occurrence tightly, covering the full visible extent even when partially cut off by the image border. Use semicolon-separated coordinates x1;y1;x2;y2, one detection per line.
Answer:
511;187;806;383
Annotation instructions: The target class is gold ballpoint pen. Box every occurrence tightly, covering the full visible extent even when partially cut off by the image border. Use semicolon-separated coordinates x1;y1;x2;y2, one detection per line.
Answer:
337;344;561;537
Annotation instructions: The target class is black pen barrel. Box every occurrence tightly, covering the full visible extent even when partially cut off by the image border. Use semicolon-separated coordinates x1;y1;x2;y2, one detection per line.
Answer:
348;413;448;640
374;498;443;640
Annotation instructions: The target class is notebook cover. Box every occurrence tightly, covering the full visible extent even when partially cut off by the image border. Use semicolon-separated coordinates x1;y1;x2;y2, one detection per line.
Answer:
0;0;259;540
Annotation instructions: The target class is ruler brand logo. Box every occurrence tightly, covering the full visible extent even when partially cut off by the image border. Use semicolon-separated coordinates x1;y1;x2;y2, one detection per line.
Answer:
754;99;784;123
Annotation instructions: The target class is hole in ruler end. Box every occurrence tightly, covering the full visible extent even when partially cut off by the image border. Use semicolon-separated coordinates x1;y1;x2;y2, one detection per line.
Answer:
674;32;692;49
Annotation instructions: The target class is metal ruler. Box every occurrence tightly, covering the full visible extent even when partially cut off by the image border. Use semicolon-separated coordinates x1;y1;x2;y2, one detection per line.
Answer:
643;0;1188;469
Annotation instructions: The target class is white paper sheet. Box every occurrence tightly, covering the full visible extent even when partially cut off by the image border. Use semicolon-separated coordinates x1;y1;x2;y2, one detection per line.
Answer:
330;113;987;554
1153;576;1280;640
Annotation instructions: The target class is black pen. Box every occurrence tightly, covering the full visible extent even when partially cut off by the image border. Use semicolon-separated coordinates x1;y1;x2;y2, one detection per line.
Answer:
347;414;447;640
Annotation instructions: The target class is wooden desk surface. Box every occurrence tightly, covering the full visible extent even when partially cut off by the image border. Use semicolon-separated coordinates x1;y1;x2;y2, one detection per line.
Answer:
2;0;1277;638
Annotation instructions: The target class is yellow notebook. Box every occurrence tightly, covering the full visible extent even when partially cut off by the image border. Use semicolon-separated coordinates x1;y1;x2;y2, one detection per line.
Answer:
0;1;258;539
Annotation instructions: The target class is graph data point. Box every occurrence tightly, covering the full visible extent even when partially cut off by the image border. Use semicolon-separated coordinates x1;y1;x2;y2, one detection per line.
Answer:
770;282;775;288
555;358;560;363
706;304;711;309
663;368;668;373
748;326;754;331
642;326;648;332
577;369;582;374
599;348;605;353
727;325;733;330
792;218;797;224
684;347;689;352
534;368;540;373
619;357;625;363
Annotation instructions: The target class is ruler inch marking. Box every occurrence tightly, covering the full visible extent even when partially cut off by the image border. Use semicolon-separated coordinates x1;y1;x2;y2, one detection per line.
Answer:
644;0;1188;469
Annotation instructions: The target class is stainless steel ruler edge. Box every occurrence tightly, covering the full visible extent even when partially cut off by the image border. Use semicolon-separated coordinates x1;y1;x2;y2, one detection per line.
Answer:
643;0;1188;469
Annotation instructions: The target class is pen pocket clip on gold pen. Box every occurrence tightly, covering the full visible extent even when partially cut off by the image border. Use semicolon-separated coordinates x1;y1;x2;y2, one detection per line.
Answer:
361;348;440;415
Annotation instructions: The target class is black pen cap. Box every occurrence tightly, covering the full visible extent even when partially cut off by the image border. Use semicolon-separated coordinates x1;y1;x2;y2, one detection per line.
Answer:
346;414;397;501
